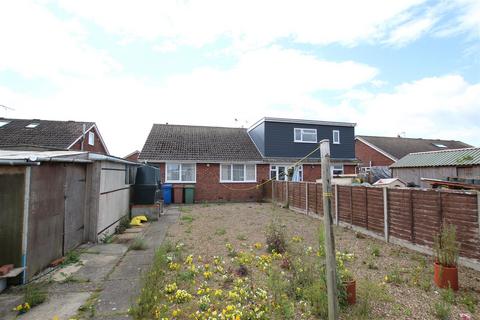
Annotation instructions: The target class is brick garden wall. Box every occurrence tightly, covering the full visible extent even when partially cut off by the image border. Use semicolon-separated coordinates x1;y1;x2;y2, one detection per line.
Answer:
264;181;480;263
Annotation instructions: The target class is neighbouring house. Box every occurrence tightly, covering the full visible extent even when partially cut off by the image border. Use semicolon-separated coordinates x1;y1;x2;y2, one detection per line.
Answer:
124;150;141;162
139;117;357;202
372;178;407;188
0;150;137;282
390;147;480;188
355;135;472;180
0;117;109;154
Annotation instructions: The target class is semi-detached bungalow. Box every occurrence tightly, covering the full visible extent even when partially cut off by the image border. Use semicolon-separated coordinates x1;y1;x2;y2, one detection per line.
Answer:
139;117;357;202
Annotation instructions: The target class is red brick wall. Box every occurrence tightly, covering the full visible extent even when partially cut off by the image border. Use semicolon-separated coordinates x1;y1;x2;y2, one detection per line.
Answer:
355;139;394;167
153;163;269;202
303;164;357;181
70;127;108;154
303;164;321;182
124;151;140;162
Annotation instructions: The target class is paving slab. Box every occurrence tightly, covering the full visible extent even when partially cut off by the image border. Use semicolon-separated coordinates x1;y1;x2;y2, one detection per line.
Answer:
0;293;23;320
120;252;155;266
108;262;149;280
17;291;91;320
95;278;140;315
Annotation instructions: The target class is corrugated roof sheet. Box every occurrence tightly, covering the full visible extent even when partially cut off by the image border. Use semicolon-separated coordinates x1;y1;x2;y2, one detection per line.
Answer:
390;147;480;168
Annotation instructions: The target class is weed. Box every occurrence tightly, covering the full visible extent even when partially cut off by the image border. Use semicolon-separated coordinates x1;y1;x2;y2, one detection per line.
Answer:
236;234;247;241
62;250;81;266
61;274;89;284
353;279;393;319
409;261;432;291
99;231;115;244
215;228;226;236
460;291;477;313
116;215;130;234
180;214;194;223
24;282;47;307
179;206;192;213
76;289;101;318
129;237;148;251
370;245;381;257
384;267;404;285
201;201;210;207
265;216;287;254
441;287;456;305
433;300;451;320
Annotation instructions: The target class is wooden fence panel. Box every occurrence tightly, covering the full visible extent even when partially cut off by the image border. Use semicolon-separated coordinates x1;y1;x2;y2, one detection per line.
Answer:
411;190;441;247
337;186;352;223
366;187;384;235
442;192;480;260
308;183;318;214
388;189;413;241
352;187;367;228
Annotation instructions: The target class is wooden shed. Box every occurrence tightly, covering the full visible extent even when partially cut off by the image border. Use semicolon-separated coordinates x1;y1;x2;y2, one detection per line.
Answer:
0;151;137;283
390;147;480;188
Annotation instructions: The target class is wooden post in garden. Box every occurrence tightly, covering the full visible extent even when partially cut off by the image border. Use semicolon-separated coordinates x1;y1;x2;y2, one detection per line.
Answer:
320;139;338;320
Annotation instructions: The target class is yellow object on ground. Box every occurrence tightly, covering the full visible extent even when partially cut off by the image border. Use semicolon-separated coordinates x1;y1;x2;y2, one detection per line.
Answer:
130;217;142;226
136;215;148;222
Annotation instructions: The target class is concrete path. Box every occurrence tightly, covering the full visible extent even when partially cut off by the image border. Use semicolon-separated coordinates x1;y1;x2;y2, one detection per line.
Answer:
92;208;179;320
2;207;179;320
95;208;180;320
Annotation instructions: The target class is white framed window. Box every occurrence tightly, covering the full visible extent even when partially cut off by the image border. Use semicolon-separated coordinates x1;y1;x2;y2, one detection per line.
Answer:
25;122;40;128
294;128;317;143
166;163;196;183
88;131;95;146
333;130;340;144
220;164;256;183
331;164;344;176
270;164;303;181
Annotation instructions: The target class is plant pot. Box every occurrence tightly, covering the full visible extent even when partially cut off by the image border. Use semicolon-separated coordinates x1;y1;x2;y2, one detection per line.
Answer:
343;279;356;305
434;262;459;291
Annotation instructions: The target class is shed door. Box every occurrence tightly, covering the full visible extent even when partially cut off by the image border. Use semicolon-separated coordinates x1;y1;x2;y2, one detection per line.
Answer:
64;164;86;253
0;173;24;267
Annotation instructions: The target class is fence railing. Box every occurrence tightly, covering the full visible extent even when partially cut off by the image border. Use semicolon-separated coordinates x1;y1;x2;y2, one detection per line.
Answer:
263;181;480;264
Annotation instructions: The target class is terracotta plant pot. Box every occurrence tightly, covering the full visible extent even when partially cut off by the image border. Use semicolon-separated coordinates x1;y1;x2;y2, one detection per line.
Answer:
344;279;356;305
434;262;459;291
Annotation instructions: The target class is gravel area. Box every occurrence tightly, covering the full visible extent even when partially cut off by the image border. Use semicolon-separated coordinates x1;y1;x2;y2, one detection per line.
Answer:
164;202;480;319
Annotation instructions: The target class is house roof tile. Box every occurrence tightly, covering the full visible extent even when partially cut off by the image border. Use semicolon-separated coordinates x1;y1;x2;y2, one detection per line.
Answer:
356;135;472;160
139;124;263;162
0;118;95;150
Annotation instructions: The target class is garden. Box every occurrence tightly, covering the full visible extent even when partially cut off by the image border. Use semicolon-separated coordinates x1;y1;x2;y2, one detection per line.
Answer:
130;203;480;319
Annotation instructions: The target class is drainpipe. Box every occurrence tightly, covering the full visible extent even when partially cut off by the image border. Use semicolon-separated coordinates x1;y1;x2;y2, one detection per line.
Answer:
21;166;31;283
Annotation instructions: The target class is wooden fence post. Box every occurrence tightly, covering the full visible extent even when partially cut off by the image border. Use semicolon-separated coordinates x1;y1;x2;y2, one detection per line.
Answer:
320;139;339;320
334;184;339;225
285;181;289;207
350;186;353;226
306;182;309;214
383;187;389;242
272;180;275;204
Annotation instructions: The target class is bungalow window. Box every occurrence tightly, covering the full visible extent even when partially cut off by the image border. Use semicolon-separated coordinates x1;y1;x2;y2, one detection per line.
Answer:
333;130;340;144
220;164;256;182
88;131;95;146
294;128;317;143
270;164;303;181
331;164;344;176
166;163;196;182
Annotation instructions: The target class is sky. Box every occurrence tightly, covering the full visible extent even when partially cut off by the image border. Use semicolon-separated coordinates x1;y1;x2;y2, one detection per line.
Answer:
0;0;479;156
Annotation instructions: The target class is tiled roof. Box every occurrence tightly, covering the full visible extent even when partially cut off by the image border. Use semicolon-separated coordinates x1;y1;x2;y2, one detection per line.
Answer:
357;135;472;160
139;124;263;162
0;118;95;150
391;147;480;168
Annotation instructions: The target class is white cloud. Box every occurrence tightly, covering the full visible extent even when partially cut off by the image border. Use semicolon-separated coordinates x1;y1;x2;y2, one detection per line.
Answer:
0;0;119;81
58;0;430;49
0;46;377;155
435;0;480;39
342;75;480;146
386;16;436;46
